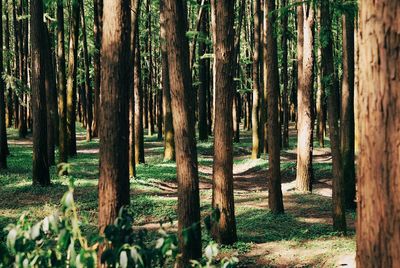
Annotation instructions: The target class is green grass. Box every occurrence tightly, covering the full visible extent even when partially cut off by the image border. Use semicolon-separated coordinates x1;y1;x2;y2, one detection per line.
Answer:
0;125;356;267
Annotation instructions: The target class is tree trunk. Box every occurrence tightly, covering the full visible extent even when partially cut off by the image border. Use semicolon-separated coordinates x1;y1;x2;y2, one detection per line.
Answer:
98;0;131;237
66;0;80;157
31;0;50;186
160;0;175;161
5;0;13;130
92;0;102;138
265;0;284;214
129;0;141;177
18;0;27;138
44;24;56;166
80;0;93;142
57;0;68;164
320;0;346;233
341;8;356;210
163;0;202;265
210;0;237;245
251;0;261;159
281;0;289;148
296;3;314;192
134;32;145;164
357;1;400;266
12;0;19;130
198;0;209;142
146;0;154;137
0;0;8;169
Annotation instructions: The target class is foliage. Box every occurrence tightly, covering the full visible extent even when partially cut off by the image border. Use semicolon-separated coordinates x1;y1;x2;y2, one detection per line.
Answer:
1;180;238;268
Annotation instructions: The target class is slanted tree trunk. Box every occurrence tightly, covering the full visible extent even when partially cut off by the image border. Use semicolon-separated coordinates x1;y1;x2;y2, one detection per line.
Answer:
31;0;50;186
98;0;131;235
160;0;175;161
341;7;356;210
57;0;68;164
251;0;261;159
265;0;284;214
80;0;93;142
66;0;80;157
296;2;314;192
210;0;237;245
0;0;8;169
357;1;400;266
92;0;102;138
320;0;346;233
163;0;202;265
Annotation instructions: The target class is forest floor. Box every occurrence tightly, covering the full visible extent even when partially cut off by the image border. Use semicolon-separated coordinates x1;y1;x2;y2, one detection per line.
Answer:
0;125;356;267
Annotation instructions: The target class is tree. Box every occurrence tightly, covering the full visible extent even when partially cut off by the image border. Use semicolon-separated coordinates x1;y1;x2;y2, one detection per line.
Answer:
320;0;346;233
31;0;50;186
341;4;356;210
265;0;284;214
129;0;141;177
80;0;93;142
134;36;145;165
296;2;314;192
92;0;102;137
44;24;57;166
281;0;289;148
66;0;80;157
160;0;175;161
98;0;131;233
0;0;8;169
163;0;202;265
210;0;237;245
57;0;68;165
197;0;209;142
251;0;261;159
356;0;400;266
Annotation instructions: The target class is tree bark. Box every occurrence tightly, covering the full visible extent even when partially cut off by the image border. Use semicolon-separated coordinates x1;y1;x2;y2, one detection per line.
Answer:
296;3;314;192
281;0;289;148
320;0;346;233
134;33;145;164
341;7;356;210
356;1;400;266
265;0;284;214
251;0;261;159
57;0;68;164
160;0;175;161
92;0;102;138
98;0;131;235
163;0;202;265
31;0;50;186
0;0;8;169
66;0;80;157
80;0;93;142
211;0;237;245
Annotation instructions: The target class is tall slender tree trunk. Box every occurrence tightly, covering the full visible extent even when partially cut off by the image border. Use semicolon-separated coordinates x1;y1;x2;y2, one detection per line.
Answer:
316;7;326;148
31;0;50;186
0;0;8;169
147;0;154;137
80;0;93;142
211;0;237;245
265;0;284;214
129;0;141;177
296;3;314;192
5;0;13;129
357;1;400;266
98;0;131;238
12;0;19;130
163;0;202;265
341;7;356;210
134;33;145;164
18;0;27;138
44;24;56;166
160;0;175;161
92;0;102;137
281;0;289;148
57;0;68;164
251;0;261;159
66;0;80;157
320;0;346;233
198;0;209;142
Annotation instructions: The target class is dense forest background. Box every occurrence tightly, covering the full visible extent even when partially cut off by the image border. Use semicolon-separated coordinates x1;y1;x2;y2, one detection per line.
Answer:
0;0;398;267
